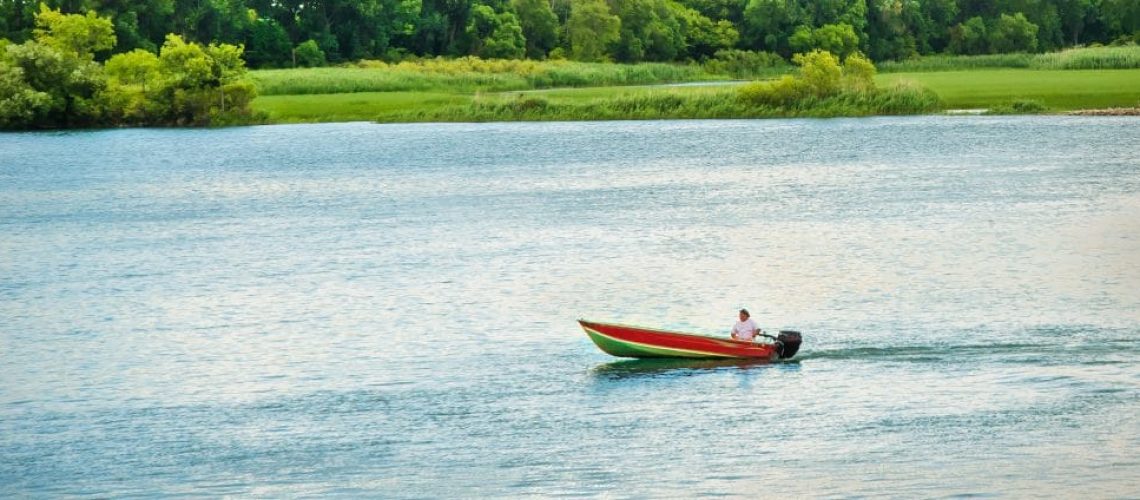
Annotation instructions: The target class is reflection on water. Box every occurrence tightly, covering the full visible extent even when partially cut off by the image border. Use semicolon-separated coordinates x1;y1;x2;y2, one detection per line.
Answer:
590;357;799;379
1;117;1138;497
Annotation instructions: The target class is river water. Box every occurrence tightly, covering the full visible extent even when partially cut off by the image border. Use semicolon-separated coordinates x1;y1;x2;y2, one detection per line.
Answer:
2;117;1138;497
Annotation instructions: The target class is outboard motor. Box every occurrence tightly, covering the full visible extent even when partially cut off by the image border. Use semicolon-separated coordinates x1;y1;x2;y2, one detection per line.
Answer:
775;330;802;359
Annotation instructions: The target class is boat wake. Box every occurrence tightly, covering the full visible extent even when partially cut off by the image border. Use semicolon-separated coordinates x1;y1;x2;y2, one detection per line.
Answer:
590;357;800;379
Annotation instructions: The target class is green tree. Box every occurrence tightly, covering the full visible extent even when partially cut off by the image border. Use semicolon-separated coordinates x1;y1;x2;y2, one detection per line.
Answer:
793;49;840;96
1001;0;1063;51
674;4;737;60
0;55;53;128
608;0;685;62
1056;0;1095;45
0;6;113;128
33;4;116;59
157;34;255;124
567;0;620;61
90;0;175;53
841;51;874;92
2;39;105;127
949;16;988;54
512;0;558;58
172;0;255;47
413;0;472;55
102;48;161;122
989;12;1039;52
294;38;325;66
465;4;525;59
1099;0;1140;43
245;18;292;67
0;0;37;43
105;47;160;90
738;49;868;107
675;0;748;26
742;0;801;54
789;22;858;58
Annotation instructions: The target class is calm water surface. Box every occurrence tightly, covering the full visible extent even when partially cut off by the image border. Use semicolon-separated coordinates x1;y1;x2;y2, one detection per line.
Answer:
2;117;1139;497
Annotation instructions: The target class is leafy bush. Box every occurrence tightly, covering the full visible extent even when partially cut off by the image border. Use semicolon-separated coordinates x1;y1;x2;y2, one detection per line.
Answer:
702;49;788;78
794;50;843;96
738;75;806;107
738;50;941;115
842;52;876;92
987;98;1048;114
295;40;326;68
0;9;111;128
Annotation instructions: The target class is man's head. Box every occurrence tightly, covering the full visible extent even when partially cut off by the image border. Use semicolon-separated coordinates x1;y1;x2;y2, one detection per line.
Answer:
739;309;750;321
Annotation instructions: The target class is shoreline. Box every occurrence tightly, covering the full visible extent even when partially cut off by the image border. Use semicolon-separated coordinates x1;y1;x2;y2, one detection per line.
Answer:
5;109;1140;133
1066;107;1140;116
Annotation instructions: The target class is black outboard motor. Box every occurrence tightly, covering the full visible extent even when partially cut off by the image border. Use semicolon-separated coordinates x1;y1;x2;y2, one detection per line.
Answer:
775;330;802;359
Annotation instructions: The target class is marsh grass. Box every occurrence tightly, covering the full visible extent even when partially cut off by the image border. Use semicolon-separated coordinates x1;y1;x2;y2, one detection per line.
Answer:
879;53;1035;72
1033;46;1140;69
375;82;940;123
879;45;1140;72
252;58;718;96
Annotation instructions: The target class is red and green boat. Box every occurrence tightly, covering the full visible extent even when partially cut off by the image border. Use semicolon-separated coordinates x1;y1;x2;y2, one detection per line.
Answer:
579;319;802;360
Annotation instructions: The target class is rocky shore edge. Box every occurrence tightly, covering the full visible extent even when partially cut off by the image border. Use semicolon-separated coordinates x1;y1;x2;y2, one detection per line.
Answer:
1067;107;1140;116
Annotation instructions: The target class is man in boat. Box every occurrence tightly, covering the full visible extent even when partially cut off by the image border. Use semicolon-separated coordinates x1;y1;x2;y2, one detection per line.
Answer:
730;309;760;342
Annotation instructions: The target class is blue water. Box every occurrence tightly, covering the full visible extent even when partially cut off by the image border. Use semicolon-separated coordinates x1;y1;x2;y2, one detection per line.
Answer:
2;117;1138;497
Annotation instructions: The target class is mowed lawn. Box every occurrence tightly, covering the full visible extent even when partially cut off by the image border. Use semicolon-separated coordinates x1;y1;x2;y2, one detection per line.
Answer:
878;69;1140;110
252;68;1140;122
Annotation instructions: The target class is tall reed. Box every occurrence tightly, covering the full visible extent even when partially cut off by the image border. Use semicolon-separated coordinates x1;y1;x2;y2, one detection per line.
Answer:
252;58;716;96
879;45;1140;72
375;83;941;123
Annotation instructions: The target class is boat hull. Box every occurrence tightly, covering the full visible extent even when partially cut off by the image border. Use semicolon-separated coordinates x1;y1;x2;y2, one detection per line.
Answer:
579;320;780;359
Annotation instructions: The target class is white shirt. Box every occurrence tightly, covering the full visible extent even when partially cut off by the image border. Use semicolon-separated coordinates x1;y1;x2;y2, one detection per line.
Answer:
732;318;758;341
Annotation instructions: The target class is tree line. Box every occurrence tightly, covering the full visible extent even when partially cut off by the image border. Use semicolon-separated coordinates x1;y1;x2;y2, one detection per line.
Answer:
1;7;256;128
1;0;1137;67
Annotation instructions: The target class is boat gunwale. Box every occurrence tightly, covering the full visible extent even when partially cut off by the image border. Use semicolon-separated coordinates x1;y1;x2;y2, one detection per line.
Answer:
577;318;762;346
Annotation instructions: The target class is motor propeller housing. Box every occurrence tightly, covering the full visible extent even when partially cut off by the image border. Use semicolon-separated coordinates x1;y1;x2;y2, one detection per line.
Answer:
775;330;802;359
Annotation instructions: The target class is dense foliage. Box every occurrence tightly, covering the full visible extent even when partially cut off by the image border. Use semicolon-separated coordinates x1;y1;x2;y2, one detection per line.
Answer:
0;7;257;128
2;0;1137;67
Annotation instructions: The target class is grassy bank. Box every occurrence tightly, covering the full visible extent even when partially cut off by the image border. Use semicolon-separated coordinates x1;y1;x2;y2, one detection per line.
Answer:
367;82;939;123
253;67;1140;122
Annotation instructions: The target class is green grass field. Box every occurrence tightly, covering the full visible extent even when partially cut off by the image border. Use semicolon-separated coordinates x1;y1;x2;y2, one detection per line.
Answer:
251;68;1140;123
878;69;1140;110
